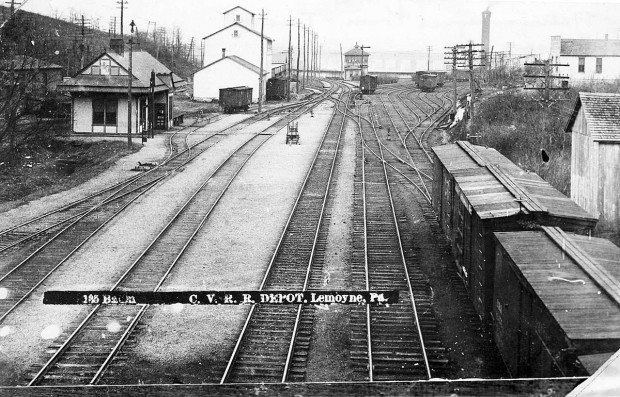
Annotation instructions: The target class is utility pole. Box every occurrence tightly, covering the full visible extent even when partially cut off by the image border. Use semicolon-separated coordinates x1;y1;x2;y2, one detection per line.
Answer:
287;15;292;101
340;43;343;79
310;30;314;80
116;0;127;37
127;20;135;148
258;9;265;112
302;25;306;88
444;46;458;116
444;42;485;138
296;19;300;93
427;45;432;70
524;59;569;102
360;45;370;77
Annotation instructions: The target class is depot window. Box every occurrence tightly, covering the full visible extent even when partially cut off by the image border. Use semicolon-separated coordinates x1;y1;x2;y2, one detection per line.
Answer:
236;14;240;22
596;58;602;73
233;30;239;38
578;57;585;73
92;97;117;126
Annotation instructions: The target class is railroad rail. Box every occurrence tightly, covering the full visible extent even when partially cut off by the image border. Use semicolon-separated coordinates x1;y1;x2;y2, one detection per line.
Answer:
25;84;338;386
0;87;337;327
220;84;350;384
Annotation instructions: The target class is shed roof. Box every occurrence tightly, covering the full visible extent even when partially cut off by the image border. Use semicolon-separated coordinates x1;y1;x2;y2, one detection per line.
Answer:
202;22;273;42
58;51;185;93
432;142;597;222
565;92;620;138
560;38;620;57
494;228;620;341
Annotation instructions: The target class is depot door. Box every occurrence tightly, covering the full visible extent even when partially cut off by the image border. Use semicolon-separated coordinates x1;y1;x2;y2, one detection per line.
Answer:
155;103;166;129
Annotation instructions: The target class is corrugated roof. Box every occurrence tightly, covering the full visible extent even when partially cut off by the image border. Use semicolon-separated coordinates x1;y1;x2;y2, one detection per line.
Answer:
432;142;597;222
565;92;620;137
561;38;620;57
203;22;273;42
494;230;620;341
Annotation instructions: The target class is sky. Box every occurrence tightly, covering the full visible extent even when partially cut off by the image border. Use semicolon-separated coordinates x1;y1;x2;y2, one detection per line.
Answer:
18;0;620;70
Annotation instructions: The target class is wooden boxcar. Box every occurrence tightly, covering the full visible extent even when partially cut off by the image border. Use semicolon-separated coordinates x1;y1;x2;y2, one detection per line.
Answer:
360;74;377;94
493;227;620;377
415;70;446;87
431;141;598;321
219;86;252;113
266;77;289;101
419;74;438;92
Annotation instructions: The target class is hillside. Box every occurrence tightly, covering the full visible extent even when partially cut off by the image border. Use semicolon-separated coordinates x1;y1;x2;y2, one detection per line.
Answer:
0;5;199;79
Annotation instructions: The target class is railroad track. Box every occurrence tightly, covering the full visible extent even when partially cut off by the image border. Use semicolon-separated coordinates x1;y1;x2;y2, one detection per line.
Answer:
24;85;337;387
220;84;350;384
344;92;450;381
0;88;337;327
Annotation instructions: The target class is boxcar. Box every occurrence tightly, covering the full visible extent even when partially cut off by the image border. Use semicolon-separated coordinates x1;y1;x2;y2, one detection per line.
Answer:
493;227;620;377
360;74;377;94
433;71;446;86
266;77;289;101
431;141;597;321
419;74;438;92
219;86;253;113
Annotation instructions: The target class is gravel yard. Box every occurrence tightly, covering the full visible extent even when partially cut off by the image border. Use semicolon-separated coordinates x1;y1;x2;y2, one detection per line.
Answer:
89;101;336;384
0;114;282;385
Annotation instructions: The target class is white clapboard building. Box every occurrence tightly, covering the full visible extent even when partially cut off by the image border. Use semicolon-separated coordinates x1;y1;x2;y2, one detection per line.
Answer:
193;6;272;102
550;35;620;82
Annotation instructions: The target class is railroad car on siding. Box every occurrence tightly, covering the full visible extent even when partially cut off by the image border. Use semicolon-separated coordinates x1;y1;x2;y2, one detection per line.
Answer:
219;86;253;113
414;71;446;87
360;74;377;94
266;77;289;101
419;74;438;92
493;227;620;377
431;141;597;322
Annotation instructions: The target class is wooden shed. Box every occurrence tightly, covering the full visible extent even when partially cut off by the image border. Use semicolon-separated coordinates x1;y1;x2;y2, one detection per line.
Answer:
493;227;620;377
431;141;598;321
565;92;620;231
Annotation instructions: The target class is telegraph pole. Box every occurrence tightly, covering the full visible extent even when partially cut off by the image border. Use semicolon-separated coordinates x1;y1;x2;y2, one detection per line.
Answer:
296;19;300;93
524;59;569;102
360;45;370;77
127;20;135;148
340;43;343;79
258;9;265;112
444;42;485;138
116;0;127;37
444;46;458;116
302;25;306;88
427;46;432;70
287;15;292;101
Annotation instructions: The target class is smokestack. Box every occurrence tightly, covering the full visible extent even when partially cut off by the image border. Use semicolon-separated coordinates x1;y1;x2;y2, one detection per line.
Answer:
482;9;491;60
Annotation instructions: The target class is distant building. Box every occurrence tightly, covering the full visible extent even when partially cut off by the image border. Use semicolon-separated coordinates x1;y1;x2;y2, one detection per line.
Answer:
565;92;620;230
58;49;185;134
550;35;620;81
193;6;272;102
0;55;63;93
344;44;370;81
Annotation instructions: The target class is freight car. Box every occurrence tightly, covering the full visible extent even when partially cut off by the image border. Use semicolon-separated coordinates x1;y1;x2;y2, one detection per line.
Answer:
360;74;377;94
219;86;253;113
431;141;597;322
266;77;289;101
493;227;620;377
419;74;438;92
414;70;446;87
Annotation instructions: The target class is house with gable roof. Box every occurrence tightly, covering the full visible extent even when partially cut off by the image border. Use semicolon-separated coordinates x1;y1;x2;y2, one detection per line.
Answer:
58;47;185;134
551;35;620;81
192;5;272;102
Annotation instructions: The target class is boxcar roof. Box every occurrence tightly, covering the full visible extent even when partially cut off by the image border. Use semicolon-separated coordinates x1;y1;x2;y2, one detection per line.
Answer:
432;142;597;222
494;228;620;340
